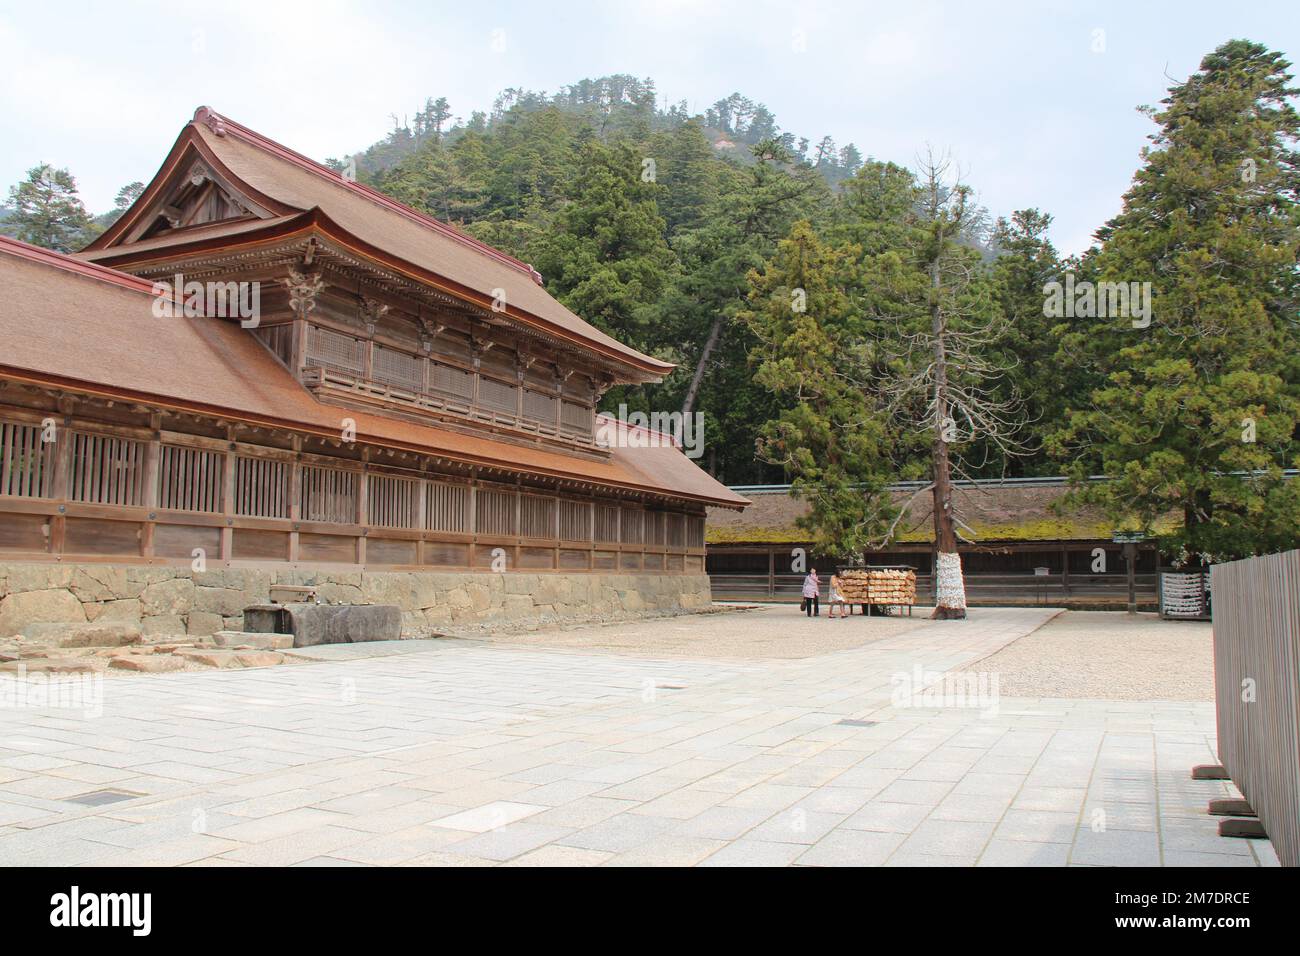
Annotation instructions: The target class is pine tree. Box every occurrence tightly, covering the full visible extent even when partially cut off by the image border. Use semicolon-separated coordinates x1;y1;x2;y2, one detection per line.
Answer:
1052;39;1300;562
6;164;93;251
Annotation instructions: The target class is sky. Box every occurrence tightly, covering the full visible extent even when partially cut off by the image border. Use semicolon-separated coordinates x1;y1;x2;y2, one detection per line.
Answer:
1;0;1296;256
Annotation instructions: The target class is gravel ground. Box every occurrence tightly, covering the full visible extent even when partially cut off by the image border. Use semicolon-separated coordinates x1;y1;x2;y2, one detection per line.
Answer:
456;603;932;659
957;609;1214;701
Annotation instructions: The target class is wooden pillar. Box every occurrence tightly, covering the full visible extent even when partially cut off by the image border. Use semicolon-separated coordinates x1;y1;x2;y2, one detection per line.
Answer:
221;429;236;564
356;451;369;567
288;437;302;563
141;413;161;561
414;473;427;566
1061;546;1070;596
49;411;72;557
768;548;775;597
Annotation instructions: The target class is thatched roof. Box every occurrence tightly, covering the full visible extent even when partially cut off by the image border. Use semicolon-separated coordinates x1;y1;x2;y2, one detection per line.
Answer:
706;481;1158;546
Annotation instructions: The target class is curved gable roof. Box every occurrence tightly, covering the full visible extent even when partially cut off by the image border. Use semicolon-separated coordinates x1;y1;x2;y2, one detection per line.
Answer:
83;107;674;378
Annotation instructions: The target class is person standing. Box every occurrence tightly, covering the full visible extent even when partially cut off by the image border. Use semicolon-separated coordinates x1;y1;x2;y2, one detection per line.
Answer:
828;573;848;619
801;568;820;617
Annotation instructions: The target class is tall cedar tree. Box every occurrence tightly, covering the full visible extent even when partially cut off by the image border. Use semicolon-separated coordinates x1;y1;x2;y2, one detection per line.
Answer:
742;222;895;557
1051;40;1300;563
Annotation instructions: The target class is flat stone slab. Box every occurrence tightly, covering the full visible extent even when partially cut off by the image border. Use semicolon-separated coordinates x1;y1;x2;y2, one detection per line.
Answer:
108;655;187;673
175;648;286;669
211;631;294;650
243;603;401;647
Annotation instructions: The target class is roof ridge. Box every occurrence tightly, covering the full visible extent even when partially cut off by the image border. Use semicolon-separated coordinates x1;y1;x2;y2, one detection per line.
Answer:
0;235;159;295
192;106;545;285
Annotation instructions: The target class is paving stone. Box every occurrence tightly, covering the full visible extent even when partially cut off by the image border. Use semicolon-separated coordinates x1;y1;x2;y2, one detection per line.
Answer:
977;839;1073;867
109;655;187;673
796;829;908;867
430;801;546;833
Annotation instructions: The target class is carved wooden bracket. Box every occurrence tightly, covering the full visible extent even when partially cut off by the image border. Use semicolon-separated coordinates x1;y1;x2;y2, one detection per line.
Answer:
361;297;390;337
282;269;324;316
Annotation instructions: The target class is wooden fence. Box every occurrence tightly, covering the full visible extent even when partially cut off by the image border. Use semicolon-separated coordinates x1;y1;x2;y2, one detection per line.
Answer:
1211;550;1300;867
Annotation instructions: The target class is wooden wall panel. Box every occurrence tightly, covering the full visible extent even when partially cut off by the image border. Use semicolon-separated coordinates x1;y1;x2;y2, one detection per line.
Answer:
0;513;48;552
559;549;590;570
367;537;418;565
518;547;555;569
64;518;141;556
153;524;221;560
424;541;469;567
232;528;288;561
299;533;356;563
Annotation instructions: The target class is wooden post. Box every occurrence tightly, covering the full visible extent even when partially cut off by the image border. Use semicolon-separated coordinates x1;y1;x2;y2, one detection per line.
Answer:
414;473;427;566
141;413;161;560
221;429;235;564
288;437;302;563
1124;541;1137;614
768;548;775;597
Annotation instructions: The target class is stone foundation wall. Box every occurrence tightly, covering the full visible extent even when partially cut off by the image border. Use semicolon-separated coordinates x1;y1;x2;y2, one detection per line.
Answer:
0;563;714;641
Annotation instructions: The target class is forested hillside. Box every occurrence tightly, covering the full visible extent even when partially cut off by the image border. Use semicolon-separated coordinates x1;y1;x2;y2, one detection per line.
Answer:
334;75;1013;485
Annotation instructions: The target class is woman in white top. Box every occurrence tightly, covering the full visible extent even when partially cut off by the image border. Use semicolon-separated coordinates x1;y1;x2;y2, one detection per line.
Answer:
828;574;848;619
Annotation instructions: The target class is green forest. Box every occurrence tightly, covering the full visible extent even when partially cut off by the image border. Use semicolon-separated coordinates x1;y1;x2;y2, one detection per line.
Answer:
5;40;1299;566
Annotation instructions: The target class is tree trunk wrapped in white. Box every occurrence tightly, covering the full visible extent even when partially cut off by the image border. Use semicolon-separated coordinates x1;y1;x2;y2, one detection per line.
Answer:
934;550;967;618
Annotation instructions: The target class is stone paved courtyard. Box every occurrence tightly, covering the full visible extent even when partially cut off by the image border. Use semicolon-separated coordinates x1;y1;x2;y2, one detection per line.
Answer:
0;606;1278;866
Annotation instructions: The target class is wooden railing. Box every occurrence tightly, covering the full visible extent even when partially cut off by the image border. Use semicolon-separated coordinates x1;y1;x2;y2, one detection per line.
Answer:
301;365;598;453
0;410;707;574
1210;550;1300;866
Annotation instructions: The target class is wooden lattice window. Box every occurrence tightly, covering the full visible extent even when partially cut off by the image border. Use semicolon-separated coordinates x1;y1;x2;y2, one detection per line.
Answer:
426;481;470;533
475;487;517;536
665;513;686;548
559;500;591;541
686;515;705;548
300;465;357;524
368;473;417;529
594;503;620;544
305;325;365;375
478;377;518;416
234;456;291;518
561;401;592;435
69;432;146;507
373;346;423;391
523;389;556;425
0;420;55;498
429;362;474;400
519;494;556;539
158;444;224;513
620;507;644;544
644;511;665;546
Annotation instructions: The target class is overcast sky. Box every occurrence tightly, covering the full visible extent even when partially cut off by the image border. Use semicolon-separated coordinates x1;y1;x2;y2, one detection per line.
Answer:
1;0;1296;255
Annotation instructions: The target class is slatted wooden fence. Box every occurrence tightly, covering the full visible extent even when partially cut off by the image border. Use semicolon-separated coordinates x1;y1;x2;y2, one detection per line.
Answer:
1210;550;1300;867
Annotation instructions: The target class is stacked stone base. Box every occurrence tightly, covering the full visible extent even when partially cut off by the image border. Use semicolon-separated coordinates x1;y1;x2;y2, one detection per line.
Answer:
0;563;715;641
